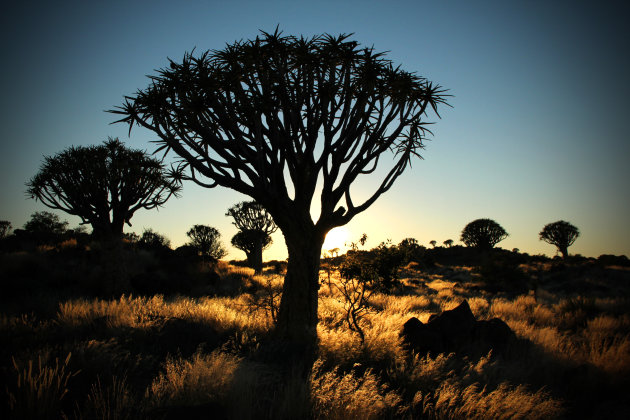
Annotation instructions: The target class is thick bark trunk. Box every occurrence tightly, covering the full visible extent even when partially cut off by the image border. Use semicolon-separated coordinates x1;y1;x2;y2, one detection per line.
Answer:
90;218;128;295
245;251;255;269
252;239;264;275
560;246;569;259
274;229;325;361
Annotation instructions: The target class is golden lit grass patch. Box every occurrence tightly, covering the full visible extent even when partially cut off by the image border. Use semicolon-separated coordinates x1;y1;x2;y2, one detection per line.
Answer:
318;325;363;365
467;297;491;318
55;294;272;335
425;278;456;292
374;294;434;314
489;295;537;322
417;380;564;419
147;350;241;407
310;359;403;420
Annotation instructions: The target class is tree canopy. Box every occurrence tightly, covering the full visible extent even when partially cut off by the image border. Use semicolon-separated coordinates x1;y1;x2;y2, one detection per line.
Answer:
186;225;227;261
231;230;273;258
539;220;579;259
26;138;181;239
226;201;278;236
111;30;448;234
22;211;68;235
461;219;508;250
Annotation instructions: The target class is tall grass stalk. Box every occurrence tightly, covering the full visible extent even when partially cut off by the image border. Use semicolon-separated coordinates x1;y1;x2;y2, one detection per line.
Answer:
7;352;78;420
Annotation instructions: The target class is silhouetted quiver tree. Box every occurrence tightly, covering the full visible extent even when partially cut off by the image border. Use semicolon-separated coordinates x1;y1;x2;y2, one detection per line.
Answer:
26;138;181;241
111;29;448;353
226;201;277;274
539;220;579;259
186;225;227;261
461;218;508;250
231;230;273;271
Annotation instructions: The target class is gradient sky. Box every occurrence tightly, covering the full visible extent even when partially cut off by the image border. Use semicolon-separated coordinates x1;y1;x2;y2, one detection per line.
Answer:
1;0;628;260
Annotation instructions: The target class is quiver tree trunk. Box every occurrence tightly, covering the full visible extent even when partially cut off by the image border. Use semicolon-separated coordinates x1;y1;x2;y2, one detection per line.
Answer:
274;224;326;364
560;246;569;259
252;239;264;275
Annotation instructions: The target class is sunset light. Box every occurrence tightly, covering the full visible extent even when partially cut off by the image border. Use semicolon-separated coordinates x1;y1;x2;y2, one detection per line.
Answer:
322;226;351;254
1;1;629;418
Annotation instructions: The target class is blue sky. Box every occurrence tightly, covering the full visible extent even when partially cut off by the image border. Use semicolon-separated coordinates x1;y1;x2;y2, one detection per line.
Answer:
1;0;628;260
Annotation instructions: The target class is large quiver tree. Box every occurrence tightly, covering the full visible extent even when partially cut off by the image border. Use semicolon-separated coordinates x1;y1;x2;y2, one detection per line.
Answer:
539;220;579;259
111;30;448;353
226;201;277;274
26;138;181;240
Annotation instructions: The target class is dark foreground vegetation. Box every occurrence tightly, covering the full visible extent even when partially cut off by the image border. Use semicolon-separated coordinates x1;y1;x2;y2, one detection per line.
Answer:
1;232;629;419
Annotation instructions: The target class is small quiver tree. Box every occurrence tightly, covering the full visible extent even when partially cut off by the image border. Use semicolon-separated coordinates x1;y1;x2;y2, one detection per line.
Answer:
110;30;448;357
231;230;273;273
226;201;277;274
461;218;508;250
26;138;181;241
539;220;579;259
186;225;227;262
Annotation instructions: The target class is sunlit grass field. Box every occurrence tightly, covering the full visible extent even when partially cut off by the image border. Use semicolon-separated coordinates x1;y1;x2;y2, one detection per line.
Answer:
2;256;630;419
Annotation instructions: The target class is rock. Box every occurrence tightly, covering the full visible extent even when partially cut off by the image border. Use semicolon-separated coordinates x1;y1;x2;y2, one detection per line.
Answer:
401;300;517;358
402;317;445;355
425;300;476;350
472;318;516;355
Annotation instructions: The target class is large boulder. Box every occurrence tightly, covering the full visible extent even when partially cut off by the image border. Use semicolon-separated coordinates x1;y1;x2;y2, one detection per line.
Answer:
401;300;517;358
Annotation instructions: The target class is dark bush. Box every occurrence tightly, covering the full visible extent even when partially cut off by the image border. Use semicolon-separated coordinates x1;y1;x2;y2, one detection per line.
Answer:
597;254;630;267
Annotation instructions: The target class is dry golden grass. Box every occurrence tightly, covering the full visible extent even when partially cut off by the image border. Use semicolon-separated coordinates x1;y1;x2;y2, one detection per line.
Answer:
3;262;629;419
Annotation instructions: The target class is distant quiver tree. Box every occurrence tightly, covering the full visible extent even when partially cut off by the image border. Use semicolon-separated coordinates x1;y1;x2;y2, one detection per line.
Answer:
110;29;449;352
231;230;273;272
26;138;181;240
227;201;277;274
225;201;278;274
539;220;579;259
443;239;453;247
461;218;508;250
186;225;227;261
